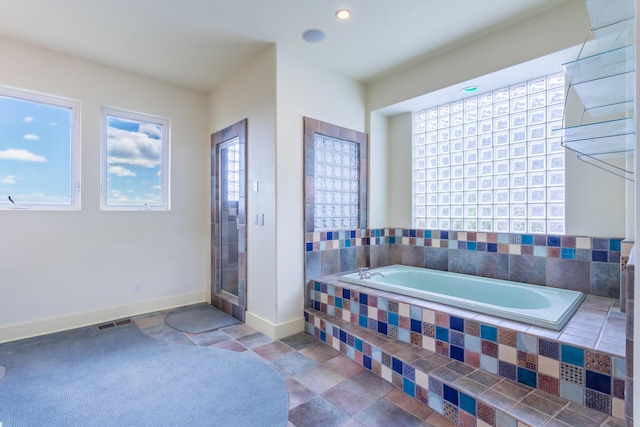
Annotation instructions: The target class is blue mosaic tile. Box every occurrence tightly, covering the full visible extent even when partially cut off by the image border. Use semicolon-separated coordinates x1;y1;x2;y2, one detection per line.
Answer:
517;333;537;354
480;325;497;342
343;289;351;299
425;230;432;238
509;234;522;244
450;330;465;347
561;248;576;259
320;330;326;342
592;251;608;262
388;312;399;326
436;326;449;343
534;235;547;246
388;325;398;339
467;242;477;250
429;376;444;397
443;384;459;405
411;319;422;333
359;305;368;316
488;243;498;252
477;242;488;251
410;305;422;320
609;239;621;251
592;238;608;250
498;234;509;244
522;234;534;245
450;345;464;362
458;241;466;250
499;361;517;380
585;389;611;414
480;355;498;374
392;357;403;374
360;293;368;305
377;297;388;311
389;236;396;244
429;392;444;414
403;378;416;397
585;370;611;394
538;339;559;360
562;344;584;367
367;318;378;332
441;231;449;239
403;364;415;381
460;392;476;416
450;316;464;332
377;322;387;335
534;246;547;257
398;328;410;343
355;337;363;352
306;242;313;252
465;335;481;353
364;354;372;370
548;235;561;247
335;297;343;308
517;367;537;388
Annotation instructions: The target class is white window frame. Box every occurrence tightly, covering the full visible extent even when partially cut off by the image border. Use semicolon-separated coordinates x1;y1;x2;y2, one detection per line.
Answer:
0;85;81;211
100;107;170;211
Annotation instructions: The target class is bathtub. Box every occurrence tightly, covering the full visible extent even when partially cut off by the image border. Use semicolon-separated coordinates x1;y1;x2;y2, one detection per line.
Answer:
338;265;585;330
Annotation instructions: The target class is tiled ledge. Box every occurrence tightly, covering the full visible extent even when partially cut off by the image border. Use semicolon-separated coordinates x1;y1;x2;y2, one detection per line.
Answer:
308;276;626;419
305;308;623;427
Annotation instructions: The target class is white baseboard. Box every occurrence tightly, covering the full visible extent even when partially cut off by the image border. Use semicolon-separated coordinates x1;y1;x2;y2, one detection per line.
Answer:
245;311;305;340
0;292;205;344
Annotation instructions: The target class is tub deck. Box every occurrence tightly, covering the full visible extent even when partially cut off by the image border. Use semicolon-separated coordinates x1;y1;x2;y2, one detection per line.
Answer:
306;274;626;422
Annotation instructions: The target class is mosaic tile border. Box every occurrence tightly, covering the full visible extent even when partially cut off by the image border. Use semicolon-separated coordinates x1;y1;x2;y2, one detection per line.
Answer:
305;309;622;426
308;280;626;419
305;228;622;264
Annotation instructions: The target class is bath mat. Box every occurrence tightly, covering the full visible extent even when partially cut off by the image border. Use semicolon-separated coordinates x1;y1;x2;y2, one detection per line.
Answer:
0;322;288;427
164;303;240;333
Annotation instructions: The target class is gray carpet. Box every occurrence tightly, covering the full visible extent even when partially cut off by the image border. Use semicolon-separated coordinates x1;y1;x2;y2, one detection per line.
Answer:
164;303;240;333
0;322;288;426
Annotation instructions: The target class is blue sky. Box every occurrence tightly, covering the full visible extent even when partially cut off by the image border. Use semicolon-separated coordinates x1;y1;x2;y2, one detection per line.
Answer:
0;94;164;207
0;95;72;205
106;115;163;206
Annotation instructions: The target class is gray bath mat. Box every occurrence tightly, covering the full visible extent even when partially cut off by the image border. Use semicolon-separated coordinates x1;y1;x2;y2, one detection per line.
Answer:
165;303;240;333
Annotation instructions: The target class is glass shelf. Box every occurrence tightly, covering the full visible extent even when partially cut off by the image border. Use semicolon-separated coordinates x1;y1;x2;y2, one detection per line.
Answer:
553;117;635;156
559;0;635;180
587;0;635;29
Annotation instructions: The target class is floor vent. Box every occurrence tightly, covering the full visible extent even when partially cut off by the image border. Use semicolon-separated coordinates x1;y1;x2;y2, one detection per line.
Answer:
97;319;132;330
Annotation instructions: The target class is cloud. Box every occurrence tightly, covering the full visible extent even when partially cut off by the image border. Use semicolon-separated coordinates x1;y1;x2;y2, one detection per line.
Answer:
1;175;16;184
107;127;162;168
108;166;136;177
23;134;40;141
22;116;34;124
0;149;47;162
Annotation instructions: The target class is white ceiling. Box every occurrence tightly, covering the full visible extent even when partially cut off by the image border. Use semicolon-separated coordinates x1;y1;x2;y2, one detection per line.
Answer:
0;0;571;92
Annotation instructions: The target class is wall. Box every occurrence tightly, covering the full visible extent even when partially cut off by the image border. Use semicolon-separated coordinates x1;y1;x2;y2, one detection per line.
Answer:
208;46;278;332
0;37;209;343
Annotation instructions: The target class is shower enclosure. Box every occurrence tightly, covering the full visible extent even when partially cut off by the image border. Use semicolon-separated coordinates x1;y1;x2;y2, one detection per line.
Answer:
211;119;247;321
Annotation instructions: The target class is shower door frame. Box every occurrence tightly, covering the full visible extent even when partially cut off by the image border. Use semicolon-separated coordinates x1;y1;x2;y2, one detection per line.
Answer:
211;118;247;321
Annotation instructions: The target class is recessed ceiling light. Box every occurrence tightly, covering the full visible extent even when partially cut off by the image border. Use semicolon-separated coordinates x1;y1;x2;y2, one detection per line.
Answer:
302;29;326;43
335;9;351;20
461;86;479;94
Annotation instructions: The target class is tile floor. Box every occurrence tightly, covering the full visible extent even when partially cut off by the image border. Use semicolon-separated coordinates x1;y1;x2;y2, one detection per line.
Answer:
132;308;456;427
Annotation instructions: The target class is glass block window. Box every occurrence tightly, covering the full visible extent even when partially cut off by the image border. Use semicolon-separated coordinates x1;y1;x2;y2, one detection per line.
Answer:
313;134;359;231
413;72;565;234
225;140;240;202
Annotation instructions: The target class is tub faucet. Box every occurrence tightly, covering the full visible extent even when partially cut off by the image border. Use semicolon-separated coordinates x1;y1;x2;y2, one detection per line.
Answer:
358;267;384;279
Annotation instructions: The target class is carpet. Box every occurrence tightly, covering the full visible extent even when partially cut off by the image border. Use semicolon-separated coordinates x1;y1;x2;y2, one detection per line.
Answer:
0;323;288;427
164;303;240;333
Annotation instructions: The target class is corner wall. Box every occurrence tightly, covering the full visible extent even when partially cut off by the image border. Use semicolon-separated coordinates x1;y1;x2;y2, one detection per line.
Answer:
0;37;209;343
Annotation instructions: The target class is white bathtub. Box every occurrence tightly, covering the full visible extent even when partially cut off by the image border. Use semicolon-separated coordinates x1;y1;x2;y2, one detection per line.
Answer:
339;265;585;330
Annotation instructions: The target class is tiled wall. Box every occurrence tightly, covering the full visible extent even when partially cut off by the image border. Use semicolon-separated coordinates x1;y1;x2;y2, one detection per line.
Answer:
305;229;623;298
307;279;627;418
625;258;634;426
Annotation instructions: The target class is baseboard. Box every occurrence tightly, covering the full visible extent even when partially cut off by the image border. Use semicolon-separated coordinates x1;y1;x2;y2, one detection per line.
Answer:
0;292;205;344
245;311;305;340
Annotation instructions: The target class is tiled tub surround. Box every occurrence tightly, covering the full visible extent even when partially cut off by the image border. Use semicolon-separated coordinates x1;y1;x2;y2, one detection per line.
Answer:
306;278;627;422
305;229;623;299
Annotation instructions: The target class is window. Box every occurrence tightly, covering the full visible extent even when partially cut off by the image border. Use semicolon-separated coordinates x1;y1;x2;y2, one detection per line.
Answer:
101;107;170;210
413;72;565;234
0;86;80;210
303;117;368;233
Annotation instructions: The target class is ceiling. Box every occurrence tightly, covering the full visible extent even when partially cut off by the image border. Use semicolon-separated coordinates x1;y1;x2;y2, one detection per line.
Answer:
0;0;572;93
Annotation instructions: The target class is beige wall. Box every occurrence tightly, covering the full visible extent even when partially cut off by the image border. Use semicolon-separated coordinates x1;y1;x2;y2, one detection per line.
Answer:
369;0;627;238
0;37;209;342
